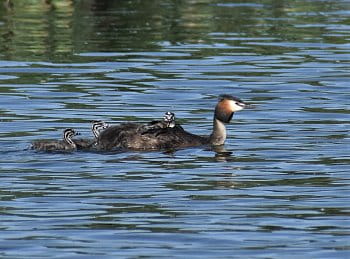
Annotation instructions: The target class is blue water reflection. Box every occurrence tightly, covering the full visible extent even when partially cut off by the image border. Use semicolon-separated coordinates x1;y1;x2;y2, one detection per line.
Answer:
0;0;349;257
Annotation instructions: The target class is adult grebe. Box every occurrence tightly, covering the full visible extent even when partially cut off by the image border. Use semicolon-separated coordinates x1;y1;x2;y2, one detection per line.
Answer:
74;120;109;149
31;128;79;152
96;95;247;151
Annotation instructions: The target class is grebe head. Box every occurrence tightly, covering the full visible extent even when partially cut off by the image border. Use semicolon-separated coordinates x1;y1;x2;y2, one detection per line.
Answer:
92;120;109;139
63;128;79;145
215;95;247;123
163;112;176;128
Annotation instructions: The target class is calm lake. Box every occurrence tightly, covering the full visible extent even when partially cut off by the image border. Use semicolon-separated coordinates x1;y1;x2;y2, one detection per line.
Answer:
0;0;349;258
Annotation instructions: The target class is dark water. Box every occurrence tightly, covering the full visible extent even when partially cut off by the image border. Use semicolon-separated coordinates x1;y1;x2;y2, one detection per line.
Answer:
0;0;349;257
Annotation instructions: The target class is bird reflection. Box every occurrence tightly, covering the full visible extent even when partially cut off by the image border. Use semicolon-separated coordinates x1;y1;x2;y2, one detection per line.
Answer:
210;145;233;162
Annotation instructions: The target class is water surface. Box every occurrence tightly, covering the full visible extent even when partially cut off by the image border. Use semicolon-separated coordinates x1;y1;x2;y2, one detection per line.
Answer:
0;0;349;258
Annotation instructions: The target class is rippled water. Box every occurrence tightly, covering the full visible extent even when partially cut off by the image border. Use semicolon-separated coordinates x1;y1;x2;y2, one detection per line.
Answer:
0;0;349;257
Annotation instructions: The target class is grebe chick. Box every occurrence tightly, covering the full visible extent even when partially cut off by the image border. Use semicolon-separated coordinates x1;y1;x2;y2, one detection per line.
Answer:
92;120;110;138
163;112;176;128
141;112;176;135
74;120;110;149
96;95;247;151
31;128;79;152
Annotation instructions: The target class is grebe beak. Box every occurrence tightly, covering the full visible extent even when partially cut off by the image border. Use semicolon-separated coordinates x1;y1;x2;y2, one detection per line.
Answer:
242;103;254;109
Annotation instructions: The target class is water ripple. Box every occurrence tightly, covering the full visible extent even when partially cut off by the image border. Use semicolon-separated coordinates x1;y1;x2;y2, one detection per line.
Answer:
0;0;349;257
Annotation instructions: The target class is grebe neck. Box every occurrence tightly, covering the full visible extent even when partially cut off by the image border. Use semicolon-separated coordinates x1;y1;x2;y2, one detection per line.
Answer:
65;137;75;146
209;118;227;146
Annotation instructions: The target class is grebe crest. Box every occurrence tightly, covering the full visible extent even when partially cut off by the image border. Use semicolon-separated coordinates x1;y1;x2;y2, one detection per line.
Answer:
215;95;246;123
92;120;109;139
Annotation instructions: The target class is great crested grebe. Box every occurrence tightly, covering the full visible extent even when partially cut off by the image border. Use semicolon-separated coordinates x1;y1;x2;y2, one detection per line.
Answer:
31;128;79;151
96;95;247;151
74;120;110;149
